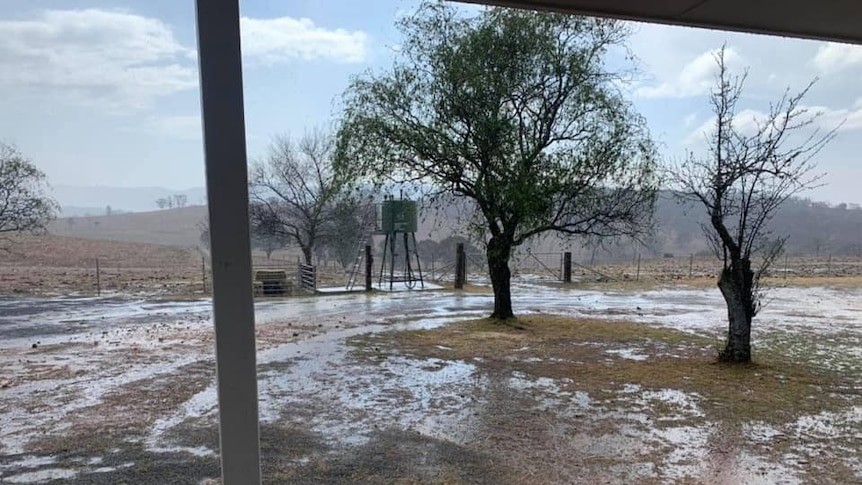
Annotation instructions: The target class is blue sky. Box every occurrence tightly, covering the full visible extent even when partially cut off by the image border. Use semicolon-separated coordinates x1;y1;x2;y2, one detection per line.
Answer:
1;0;861;205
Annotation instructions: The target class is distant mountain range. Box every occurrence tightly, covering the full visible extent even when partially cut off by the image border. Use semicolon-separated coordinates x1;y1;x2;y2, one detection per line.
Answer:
48;186;862;260
52;185;207;214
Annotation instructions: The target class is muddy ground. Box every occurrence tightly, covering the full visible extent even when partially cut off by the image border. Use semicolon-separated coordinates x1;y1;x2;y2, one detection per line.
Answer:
0;281;861;484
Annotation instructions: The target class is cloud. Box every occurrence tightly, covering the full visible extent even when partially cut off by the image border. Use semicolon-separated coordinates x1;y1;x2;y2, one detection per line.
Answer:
0;9;371;111
684;103;862;145
683;113;698;128
804;102;862;132
240;16;370;65
146;115;203;141
811;42;862;74
636;47;743;98
684;108;765;145
0;9;197;110
627;23;842;103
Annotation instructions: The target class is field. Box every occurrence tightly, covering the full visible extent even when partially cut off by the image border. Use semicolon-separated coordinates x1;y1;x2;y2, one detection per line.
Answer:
0;235;206;296
1;260;861;484
48;206;208;248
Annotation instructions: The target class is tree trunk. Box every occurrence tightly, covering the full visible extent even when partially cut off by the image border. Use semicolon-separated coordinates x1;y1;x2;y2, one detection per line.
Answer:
717;257;755;363
301;245;313;265
487;236;514;320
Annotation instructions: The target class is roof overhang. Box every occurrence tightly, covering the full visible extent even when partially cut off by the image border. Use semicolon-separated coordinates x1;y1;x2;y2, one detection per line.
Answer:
459;0;862;44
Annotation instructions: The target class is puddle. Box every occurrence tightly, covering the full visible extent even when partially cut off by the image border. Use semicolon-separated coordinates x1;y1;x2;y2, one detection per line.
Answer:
653;425;711;480
0;456;57;471
605;348;649;361
639;389;705;418
3;468;78;483
507;371;591;412
717;452;802;485
792;406;862;439
1;285;860;482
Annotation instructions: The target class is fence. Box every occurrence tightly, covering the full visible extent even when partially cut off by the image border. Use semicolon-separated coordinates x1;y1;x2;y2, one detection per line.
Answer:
0;255;209;297
430;248;573;283
7;248;860;298
5;252;320;298
425;247;862;286
581;253;862;282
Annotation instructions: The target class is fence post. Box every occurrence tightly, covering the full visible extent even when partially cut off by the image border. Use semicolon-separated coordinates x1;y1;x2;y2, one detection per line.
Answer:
689;254;694;278
636;254;641;282
563;251;572;283
828;253;832;275
364;244;373;292
455;243;466;289
202;255;208;293
95;258;101;296
784;254;789;278
431;254;435;281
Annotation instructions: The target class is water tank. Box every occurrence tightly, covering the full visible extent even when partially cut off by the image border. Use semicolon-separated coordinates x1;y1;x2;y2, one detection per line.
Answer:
380;200;417;233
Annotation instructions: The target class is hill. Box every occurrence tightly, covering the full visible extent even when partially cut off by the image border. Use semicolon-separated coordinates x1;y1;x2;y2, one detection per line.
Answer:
0;235;205;296
651;194;862;258
50;206;208;248
44;194;862;264
52;185;207;213
0;234;200;269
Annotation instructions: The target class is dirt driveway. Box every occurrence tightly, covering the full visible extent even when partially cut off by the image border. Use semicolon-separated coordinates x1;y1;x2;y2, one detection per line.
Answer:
0;283;860;484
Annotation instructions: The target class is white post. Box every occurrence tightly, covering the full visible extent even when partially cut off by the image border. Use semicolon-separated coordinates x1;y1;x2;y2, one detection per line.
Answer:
194;1;261;483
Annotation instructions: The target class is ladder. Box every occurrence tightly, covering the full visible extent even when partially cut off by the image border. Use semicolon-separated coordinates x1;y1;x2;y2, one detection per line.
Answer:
345;205;378;290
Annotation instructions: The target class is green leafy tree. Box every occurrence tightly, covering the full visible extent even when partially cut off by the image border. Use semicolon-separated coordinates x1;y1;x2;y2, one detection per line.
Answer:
0;143;57;237
325;199;376;270
336;2;658;319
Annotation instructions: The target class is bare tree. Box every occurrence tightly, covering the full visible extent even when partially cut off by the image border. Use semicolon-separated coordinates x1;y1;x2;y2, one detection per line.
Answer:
672;48;835;363
199;215;289;258
0;143;57;238
252;231;291;260
155;198;168;210
197;217;211;249
249;129;354;265
173;194;188;208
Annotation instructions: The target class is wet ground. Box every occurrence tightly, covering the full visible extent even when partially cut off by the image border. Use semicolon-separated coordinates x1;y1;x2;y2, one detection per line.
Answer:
0;281;861;484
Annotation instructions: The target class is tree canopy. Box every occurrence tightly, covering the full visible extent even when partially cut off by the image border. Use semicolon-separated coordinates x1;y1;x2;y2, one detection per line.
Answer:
336;2;658;318
249;129;364;265
0;143;57;237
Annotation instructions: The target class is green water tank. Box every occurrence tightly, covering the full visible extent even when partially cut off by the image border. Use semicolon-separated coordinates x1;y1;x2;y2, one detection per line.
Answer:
381;200;418;233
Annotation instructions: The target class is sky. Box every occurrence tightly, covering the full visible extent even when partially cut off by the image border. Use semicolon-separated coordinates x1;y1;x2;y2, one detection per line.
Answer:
1;0;861;206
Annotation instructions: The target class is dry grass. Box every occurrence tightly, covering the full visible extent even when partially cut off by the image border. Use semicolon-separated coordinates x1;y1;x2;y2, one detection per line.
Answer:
0;235;207;295
49;205;208;247
569;276;717;292
0;234;200;268
764;275;862;288
566;274;862;292
371;315;858;425
347;314;862;483
24;359;215;456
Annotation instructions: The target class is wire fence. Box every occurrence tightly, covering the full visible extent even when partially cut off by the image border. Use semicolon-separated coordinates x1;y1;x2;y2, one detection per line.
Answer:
425;250;862;285
5;250;862;297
